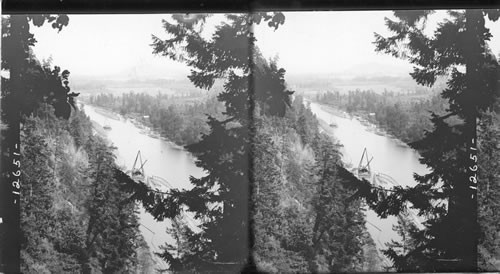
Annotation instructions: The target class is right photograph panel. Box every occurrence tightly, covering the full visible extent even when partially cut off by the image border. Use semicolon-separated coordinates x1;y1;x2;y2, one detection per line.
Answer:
251;10;500;272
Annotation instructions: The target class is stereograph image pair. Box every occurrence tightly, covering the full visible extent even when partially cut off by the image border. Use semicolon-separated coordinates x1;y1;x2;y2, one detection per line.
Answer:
0;8;499;273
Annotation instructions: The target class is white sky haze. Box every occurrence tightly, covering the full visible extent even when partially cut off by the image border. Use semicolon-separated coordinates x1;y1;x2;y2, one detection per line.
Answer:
29;11;500;81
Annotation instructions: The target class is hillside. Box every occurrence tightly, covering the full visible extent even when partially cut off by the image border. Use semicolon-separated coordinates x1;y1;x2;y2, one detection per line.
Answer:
19;103;154;273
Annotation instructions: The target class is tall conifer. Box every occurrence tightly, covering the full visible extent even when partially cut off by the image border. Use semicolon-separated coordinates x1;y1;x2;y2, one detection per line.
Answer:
372;10;500;271
149;13;292;271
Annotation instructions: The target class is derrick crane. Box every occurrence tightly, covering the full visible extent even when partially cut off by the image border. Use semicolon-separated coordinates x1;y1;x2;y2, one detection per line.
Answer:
357;147;374;180
130;150;147;180
351;148;424;229
127;150;199;230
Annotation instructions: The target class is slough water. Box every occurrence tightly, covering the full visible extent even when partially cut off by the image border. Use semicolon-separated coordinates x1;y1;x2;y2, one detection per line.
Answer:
307;99;430;268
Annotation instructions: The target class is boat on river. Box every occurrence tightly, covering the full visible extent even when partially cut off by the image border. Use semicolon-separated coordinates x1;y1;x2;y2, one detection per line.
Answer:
126;150;198;231
129;151;147;181
351;148;424;230
351;148;399;188
127;151;173;192
103;118;112;130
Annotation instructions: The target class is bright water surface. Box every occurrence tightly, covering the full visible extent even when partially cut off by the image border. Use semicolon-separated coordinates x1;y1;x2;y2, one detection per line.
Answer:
307;100;430;258
83;104;205;268
83;101;430;268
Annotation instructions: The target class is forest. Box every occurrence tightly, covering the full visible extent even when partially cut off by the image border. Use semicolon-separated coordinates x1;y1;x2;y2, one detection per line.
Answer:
20;104;155;273
1;9;500;274
365;10;500;271
1;15;155;273
117;13;382;272
86;70;384;272
252;95;382;272
315;89;449;143
87;92;224;146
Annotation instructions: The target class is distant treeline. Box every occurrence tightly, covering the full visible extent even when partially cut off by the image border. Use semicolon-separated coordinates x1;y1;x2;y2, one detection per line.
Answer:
88;92;225;146
315;90;448;143
73;78;223;95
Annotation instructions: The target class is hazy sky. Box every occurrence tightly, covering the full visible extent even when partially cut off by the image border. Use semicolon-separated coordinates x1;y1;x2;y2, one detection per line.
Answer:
30;11;500;81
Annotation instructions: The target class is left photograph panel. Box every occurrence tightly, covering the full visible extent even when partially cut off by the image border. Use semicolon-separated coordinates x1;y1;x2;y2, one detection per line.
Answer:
1;13;259;272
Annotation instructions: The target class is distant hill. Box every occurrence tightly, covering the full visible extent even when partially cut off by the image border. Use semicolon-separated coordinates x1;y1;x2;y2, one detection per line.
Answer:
286;74;447;95
72;76;225;97
72;71;447;98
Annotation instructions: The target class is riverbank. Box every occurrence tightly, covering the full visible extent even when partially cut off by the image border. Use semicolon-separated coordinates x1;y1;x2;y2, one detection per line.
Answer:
83;103;208;272
85;103;185;150
316;102;410;149
307;99;433;271
92;105;121;120
315;108;392;271
84;105;171;271
90;120;108;136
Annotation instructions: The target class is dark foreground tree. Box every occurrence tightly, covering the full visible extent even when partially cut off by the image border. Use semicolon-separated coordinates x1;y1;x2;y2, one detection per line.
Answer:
1;14;76;272
371;10;500;271
146;13;291;271
2;15;78;120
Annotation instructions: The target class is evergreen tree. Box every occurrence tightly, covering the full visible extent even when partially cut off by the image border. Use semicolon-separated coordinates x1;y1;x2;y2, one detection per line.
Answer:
19;106;91;273
251;101;373;272
2;16;79;270
2;15;77;120
145;13;291;271
309;135;366;273
252;114;313;273
2;15;142;270
477;100;500;270
19;118;59;273
83;136;140;273
371;10;500;271
18;102;141;272
2;15;71;271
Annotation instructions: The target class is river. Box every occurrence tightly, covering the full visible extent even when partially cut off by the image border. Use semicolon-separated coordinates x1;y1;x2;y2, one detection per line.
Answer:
82;104;205;269
306;100;430;265
82;100;429;269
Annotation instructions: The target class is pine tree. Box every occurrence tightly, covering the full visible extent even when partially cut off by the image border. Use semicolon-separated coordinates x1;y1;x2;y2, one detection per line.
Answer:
145;13;291;271
371;10;500;271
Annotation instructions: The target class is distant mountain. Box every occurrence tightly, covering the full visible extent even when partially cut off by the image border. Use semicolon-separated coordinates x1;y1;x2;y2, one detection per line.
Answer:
285;72;446;95
71;61;446;97
71;75;225;96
